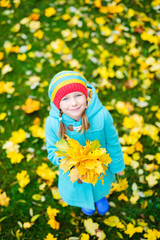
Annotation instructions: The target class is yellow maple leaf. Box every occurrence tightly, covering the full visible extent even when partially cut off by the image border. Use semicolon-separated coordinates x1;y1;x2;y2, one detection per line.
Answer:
33;30;44;39
0;81;15;94
130;190;140;204
50;187;61;200
155;153;160;164
142;124;159;142
118;193;129;202
155;109;160;120
36;163;56;185
21;98;40;114
80;233;90;240
104;216;120;227
100;25;112;36
58;199;68;207
17;53;27;61
123;114;144;129
7;151;24;164
23;222;33;229
84;218;99;236
47;207;60;230
45;7;56;17
2;141;20;154
111;178;129;192
44;233;57;240
116;222;125;229
146;172;160;187
2;64;13;75
115;101;134;115
123;152;132;165
125;223;143;237
0;113;6;120
96;229;106;240
50;39;65;54
55;136;112;185
62;13;71;21
11;23;21;32
95;16;106;25
47;217;59;229
29;125;45;139
16;170;30;188
47;206;59;218
143;228;160;240
0;191;10;207
69;167;81;183
9;128;26;144
0;51;4;60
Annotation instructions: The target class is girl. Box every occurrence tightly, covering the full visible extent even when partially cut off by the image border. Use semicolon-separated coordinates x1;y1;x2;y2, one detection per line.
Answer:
45;70;125;216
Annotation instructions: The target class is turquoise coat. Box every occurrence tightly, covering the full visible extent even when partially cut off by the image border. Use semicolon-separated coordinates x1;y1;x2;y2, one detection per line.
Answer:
45;84;125;210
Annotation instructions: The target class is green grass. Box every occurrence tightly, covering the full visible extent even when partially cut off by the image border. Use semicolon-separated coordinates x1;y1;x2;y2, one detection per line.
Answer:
0;0;160;239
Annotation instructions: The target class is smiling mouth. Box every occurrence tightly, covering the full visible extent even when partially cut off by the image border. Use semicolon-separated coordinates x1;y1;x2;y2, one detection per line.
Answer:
70;107;81;111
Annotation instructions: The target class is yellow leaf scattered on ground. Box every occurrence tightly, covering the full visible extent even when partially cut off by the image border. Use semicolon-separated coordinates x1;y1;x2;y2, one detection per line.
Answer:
21;98;40;114
84;218;99;236
45;7;56;17
36;163;56;185
47;206;60;230
16;170;30;188
104;216;120;227
0;191;10;207
125;223;143;237
9;129;26;144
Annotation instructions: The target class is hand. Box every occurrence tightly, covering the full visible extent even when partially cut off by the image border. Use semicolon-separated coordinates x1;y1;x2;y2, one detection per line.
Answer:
117;171;124;176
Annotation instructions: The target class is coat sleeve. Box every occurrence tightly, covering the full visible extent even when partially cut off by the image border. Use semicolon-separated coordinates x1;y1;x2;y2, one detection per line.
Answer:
45;117;61;166
103;108;125;173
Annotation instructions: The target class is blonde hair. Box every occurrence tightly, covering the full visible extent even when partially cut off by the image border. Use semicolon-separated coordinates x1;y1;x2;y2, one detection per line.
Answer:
58;109;90;139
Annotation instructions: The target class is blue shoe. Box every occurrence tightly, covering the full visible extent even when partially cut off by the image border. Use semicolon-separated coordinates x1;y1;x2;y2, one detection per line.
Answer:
81;207;95;216
95;197;109;215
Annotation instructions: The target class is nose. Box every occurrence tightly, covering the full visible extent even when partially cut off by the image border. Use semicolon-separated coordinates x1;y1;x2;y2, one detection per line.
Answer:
71;97;77;106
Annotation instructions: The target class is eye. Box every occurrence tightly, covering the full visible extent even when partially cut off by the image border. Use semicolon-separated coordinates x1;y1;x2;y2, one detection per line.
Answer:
76;93;82;97
62;97;68;101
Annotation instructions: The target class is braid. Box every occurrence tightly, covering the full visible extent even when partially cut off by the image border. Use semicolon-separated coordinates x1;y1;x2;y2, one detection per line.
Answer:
81;109;90;133
58;109;67;139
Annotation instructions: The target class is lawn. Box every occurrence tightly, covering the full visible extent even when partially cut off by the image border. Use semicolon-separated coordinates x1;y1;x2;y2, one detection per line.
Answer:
0;0;160;239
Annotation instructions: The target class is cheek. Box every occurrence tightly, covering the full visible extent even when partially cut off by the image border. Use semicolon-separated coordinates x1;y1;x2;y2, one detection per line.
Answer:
81;96;87;104
59;102;65;111
82;98;87;107
60;101;70;112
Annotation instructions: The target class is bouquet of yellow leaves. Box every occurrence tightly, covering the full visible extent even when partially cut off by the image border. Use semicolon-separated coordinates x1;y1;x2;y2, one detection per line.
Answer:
55;136;112;185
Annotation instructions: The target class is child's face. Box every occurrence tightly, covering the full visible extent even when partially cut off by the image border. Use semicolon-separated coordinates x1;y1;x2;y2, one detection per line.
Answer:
60;91;87;121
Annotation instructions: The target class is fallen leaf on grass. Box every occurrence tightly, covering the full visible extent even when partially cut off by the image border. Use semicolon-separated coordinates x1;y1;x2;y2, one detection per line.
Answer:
36;163;56;185
21;98;40;114
44;233;57;240
0;191;10;207
104;216;120;227
1;64;12;75
16;170;30;188
50;187;61;200
84;218;99;236
143;228;160;240
124;223;143;238
47;206;60;230
80;233;90;240
9;129;26;144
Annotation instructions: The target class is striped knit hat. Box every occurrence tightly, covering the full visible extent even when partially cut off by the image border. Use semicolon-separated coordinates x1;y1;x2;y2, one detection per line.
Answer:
48;71;88;109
